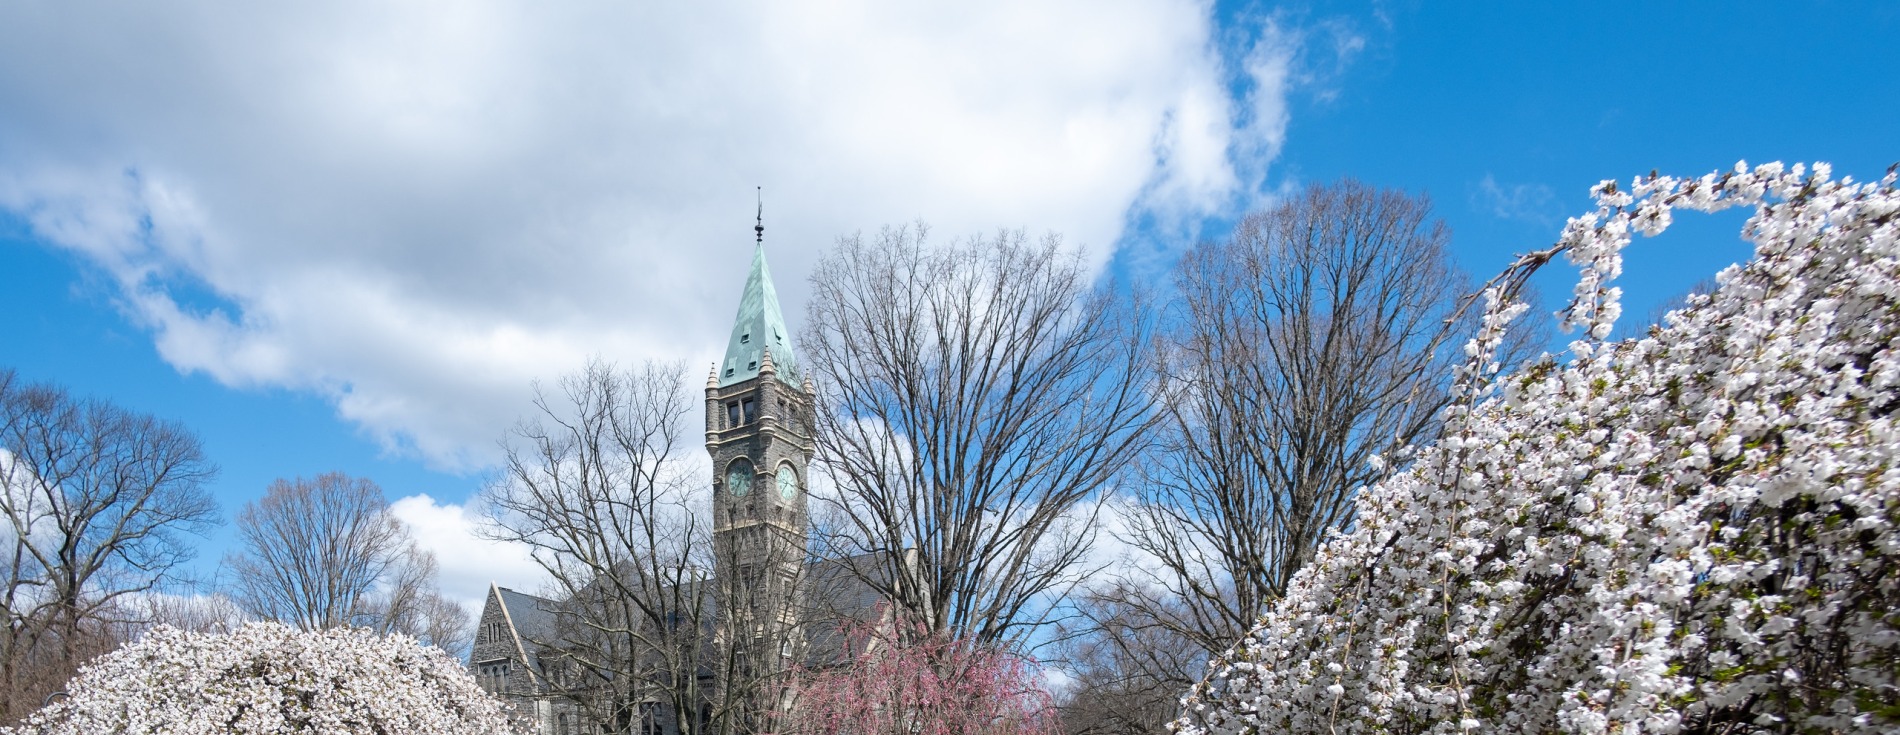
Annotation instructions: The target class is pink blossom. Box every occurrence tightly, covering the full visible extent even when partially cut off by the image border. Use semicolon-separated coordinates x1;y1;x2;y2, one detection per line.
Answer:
778;622;1059;735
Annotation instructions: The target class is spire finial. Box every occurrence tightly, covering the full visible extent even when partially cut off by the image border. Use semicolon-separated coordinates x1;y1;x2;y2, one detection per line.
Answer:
755;186;764;245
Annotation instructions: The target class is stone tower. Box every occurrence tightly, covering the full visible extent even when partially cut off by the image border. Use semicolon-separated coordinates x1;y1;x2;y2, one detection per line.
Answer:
705;228;814;658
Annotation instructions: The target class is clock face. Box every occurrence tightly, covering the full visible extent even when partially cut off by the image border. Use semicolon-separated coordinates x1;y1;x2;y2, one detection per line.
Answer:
726;459;753;496
776;465;799;500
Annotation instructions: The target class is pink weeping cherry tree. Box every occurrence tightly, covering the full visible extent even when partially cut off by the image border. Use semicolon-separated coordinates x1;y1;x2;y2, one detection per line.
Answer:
778;621;1059;735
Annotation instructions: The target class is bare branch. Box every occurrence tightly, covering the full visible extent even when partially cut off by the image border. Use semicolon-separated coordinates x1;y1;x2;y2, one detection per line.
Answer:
802;226;1157;648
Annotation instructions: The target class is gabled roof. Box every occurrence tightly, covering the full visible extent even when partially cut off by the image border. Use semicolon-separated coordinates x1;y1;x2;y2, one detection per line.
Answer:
803;551;888;622
718;244;803;388
494;586;559;644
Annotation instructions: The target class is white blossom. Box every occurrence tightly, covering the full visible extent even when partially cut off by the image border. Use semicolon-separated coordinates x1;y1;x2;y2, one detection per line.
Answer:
1174;163;1900;735
3;622;524;735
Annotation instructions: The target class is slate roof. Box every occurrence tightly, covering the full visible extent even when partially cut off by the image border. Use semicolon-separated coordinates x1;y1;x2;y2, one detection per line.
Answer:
804;551;888;622
493;586;559;663
799;551;896;666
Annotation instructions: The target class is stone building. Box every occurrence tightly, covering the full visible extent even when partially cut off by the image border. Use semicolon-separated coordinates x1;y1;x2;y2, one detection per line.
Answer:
468;221;885;735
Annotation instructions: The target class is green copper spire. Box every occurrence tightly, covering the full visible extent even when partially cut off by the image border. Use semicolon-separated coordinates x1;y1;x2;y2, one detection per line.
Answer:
719;241;802;388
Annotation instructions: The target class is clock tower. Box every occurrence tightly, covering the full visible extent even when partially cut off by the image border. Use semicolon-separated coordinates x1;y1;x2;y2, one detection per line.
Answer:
705;214;813;657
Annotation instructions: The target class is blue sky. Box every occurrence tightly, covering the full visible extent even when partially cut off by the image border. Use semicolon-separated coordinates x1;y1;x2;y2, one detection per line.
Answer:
2;1;1896;611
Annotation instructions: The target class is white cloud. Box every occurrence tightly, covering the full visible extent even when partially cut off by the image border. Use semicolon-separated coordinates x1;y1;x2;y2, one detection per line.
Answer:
389;494;545;616
1235;23;1296;192
0;448;56;582
1109;12;1368;286
1473;173;1561;226
0;1;1305;470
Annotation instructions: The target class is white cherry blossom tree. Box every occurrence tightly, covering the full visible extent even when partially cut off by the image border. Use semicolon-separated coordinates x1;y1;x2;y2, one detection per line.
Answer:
1175;162;1900;735
1;622;524;735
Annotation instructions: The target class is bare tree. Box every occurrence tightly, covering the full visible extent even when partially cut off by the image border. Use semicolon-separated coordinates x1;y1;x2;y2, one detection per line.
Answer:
1064;181;1542;734
132;591;244;635
801;226;1156;647
395;591;475;657
1053;596;1199;735
481;360;794;735
226;472;468;650
0;369;219;723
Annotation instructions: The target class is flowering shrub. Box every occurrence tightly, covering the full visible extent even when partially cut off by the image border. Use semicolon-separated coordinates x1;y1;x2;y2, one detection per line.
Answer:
1174;163;1900;735
2;622;522;735
780;624;1058;735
